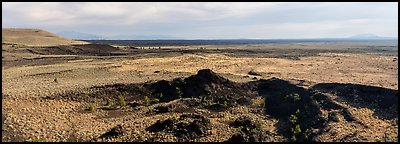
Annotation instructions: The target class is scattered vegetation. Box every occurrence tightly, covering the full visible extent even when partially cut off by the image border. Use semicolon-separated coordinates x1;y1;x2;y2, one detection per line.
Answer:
87;103;96;112
255;121;264;131
144;96;150;105
176;87;182;98
116;95;126;107
153;98;160;103
286;93;301;102
105;98;113;107
223;100;228;108
31;137;44;142
289;109;302;141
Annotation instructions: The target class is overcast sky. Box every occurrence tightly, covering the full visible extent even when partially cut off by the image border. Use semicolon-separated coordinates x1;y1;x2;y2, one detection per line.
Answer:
2;2;398;39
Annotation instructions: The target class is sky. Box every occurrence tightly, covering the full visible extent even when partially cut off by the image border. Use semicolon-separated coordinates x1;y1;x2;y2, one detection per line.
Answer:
2;2;398;39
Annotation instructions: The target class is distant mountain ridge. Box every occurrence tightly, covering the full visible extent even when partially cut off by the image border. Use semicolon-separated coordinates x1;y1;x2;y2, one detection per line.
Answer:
56;31;106;40
56;31;181;40
56;31;397;40
348;33;396;40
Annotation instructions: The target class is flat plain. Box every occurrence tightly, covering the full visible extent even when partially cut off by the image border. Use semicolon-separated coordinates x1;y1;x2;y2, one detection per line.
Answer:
2;29;398;142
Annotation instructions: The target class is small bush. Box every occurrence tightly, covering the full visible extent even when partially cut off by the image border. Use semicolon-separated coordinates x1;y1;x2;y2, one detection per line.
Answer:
31;137;44;142
292;93;301;101
176;87;182;98
201;96;207;103
153;98;160;103
105;99;112;106
54;78;58;83
117;95;126;107
144;96;150;105
87;103;96;112
255;121;263;131
290;114;297;124
289;109;301;141
291;124;301;141
286;93;301;102
223;100;228;108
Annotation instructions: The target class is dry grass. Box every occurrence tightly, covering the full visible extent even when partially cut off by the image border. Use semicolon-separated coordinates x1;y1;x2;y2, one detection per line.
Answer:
2;39;398;142
114;53;397;90
2;28;89;46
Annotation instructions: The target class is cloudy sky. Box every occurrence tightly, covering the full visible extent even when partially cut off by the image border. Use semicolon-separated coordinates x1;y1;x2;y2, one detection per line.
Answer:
2;2;398;39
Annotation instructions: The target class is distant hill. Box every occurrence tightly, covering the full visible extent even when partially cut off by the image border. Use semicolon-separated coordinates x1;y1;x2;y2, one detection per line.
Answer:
348;34;397;40
55;31;181;40
56;31;105;40
2;28;89;46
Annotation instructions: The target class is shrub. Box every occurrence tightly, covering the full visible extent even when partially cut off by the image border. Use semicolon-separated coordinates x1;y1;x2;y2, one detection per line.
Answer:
223;100;228;108
291;124;301;141
105;98;112;107
117;95;126;107
87;103;96;112
289;109;301;141
31;138;44;142
144;96;150;105
153;98;160;103
176;87;183;98
255;121;263;131
290;114;298;124
286;93;301;102
54;78;58;83
202;96;207;102
292;93;301;101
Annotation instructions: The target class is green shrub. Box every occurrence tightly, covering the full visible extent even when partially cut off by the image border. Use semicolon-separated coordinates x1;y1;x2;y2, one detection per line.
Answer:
153;98;160;103
176;87;182;98
284;93;301;102
223;100;228;108
117;95;126;107
105;98;112;106
256;121;264;131
144;96;150;105
31;137;44;142
290;114;297;124
291;93;301;101
291;124;301;141
87;103;96;112
289;109;301;141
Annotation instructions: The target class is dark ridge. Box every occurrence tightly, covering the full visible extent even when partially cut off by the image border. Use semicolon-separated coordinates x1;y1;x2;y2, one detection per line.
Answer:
98;125;125;139
25;44;121;56
311;83;398;109
146;114;211;142
256;78;327;141
84;39;398;47
311;83;398;119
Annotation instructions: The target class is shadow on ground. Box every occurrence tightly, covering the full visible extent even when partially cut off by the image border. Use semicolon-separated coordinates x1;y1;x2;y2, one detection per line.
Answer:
311;83;398;120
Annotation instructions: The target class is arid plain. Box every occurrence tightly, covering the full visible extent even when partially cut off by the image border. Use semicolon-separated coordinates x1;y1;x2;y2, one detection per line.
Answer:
2;29;398;142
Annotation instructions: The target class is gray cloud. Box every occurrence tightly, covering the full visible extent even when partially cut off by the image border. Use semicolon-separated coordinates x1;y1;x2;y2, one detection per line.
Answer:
2;2;398;39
